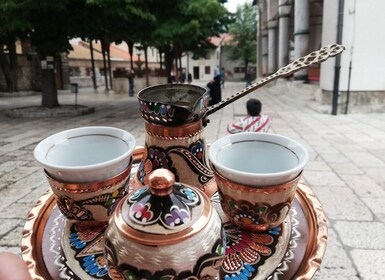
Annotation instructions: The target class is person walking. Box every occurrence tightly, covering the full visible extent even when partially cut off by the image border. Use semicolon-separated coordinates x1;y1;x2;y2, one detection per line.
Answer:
180;70;186;83
245;68;253;87
227;98;271;134
207;69;222;106
127;69;135;96
220;67;225;88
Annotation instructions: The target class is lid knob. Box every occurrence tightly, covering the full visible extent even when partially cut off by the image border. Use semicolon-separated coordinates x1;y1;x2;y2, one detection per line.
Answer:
148;169;175;196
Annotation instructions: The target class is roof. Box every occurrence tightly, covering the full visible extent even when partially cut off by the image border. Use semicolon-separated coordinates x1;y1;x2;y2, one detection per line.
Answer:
209;34;233;46
68;41;139;61
68;43;104;60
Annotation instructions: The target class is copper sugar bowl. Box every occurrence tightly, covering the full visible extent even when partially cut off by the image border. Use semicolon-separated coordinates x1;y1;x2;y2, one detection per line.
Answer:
104;168;225;279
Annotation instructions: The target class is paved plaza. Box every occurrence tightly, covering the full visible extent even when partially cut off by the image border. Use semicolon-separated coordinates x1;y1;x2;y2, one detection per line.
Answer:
0;80;384;279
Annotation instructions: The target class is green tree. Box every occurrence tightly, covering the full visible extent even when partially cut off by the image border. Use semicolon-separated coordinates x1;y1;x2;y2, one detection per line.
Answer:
24;1;74;107
150;0;229;82
0;0;29;92
13;0;153;107
1;0;230;106
75;0;155;90
225;3;257;78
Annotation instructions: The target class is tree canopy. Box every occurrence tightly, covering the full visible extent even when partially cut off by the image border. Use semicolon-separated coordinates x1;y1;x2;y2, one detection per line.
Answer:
0;0;231;106
224;3;257;75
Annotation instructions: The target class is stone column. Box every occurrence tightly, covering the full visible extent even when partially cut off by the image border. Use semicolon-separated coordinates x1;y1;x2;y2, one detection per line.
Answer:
261;29;269;76
258;0;269;77
267;0;279;74
268;19;278;74
278;0;292;68
294;0;309;80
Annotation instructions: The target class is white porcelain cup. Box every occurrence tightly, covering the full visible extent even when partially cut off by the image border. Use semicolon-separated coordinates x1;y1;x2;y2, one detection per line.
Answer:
34;126;136;222
208;132;308;186
208;132;309;231
34;126;136;183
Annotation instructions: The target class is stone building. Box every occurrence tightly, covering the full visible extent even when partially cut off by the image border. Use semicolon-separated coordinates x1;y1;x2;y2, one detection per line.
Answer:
1;36;251;94
68;40;158;88
181;34;257;83
256;0;385;113
0;39;163;94
0;41;42;93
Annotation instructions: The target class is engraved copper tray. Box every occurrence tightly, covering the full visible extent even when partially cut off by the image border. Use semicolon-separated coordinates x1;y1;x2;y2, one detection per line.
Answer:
22;162;327;280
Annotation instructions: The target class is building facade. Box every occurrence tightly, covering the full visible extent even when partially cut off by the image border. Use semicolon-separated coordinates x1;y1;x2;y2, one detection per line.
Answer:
182;34;257;84
256;0;385;113
1;36;253;94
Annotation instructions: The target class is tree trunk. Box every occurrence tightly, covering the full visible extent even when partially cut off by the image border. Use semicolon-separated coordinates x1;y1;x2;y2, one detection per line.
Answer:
164;48;173;83
0;53;14;92
127;40;134;70
90;40;97;90
41;67;59;108
179;56;182;81
159;49;163;70
0;41;18;92
143;44;149;87
8;41;18;92
174;56;178;82
101;39;109;91
106;43;113;90
244;60;249;80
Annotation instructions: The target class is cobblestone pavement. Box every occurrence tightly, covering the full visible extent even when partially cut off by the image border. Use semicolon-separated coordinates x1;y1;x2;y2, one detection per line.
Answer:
1;80;384;279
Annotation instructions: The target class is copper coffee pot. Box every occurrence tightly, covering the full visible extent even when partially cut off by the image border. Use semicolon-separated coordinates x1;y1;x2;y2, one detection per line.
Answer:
134;44;345;196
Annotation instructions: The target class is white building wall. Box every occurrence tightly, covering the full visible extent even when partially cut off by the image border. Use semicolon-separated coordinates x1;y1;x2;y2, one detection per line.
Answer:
321;0;385;92
182;49;220;81
113;42;160;63
348;0;385;91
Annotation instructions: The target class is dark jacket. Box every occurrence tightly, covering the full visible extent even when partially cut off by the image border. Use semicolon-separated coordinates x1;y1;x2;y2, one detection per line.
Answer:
207;74;222;106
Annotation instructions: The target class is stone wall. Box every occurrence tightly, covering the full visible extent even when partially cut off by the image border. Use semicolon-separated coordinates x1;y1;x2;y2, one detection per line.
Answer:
69;75;106;88
320;90;385;114
112;76;168;95
0;53;71;93
0;54;41;92
68;76;168;95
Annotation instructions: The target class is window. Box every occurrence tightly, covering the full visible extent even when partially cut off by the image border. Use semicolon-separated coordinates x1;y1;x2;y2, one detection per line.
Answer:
205;66;211;74
69;67;80;77
234;67;246;74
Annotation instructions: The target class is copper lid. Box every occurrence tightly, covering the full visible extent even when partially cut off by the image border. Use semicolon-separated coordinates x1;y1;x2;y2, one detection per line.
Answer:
113;169;212;245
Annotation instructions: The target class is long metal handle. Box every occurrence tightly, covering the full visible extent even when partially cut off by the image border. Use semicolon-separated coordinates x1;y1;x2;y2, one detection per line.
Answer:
205;44;345;117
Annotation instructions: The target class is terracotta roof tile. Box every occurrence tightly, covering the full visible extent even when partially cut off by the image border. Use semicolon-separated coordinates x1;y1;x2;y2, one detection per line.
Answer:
68;41;139;61
209;34;233;46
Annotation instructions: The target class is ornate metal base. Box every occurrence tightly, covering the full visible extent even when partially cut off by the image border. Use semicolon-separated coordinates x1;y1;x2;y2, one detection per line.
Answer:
21;181;327;280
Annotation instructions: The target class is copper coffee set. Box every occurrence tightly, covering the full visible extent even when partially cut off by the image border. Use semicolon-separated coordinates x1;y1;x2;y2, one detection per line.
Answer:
22;45;344;280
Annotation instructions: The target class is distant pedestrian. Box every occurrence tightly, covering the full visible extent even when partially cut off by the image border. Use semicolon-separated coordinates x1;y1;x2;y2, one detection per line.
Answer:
207;69;222;106
187;73;192;84
127;69;135;96
245;68;253;87
180;70;186;84
220;67;225;88
227;98;271;134
170;70;176;83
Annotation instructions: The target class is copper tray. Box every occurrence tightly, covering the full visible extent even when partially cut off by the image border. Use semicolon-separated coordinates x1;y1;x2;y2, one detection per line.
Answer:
22;166;327;280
